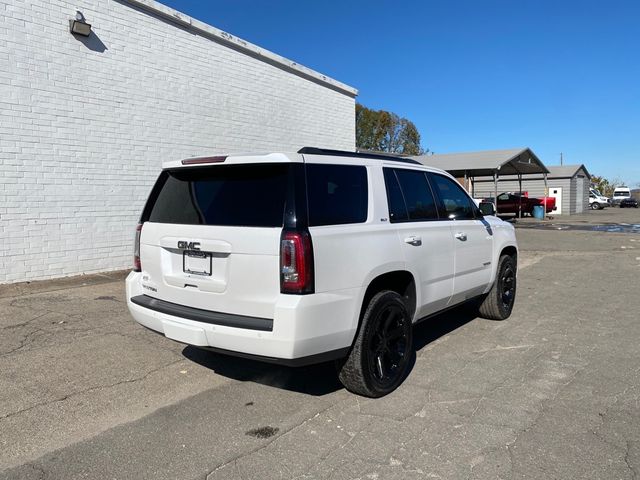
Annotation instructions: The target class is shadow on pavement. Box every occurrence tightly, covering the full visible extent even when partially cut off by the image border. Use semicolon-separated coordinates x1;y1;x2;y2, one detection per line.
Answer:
183;303;479;396
182;345;344;396
413;303;479;352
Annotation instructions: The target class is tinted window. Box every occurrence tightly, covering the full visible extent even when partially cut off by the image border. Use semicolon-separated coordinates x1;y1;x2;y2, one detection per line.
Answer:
384;168;438;222
307;164;368;226
145;164;289;227
383;168;408;222
429;174;476;220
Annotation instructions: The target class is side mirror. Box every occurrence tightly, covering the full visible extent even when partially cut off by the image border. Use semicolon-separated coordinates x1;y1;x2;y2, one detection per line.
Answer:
479;202;496;216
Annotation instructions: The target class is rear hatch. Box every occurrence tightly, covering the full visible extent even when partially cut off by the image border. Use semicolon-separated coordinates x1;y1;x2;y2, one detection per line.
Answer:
138;162;291;319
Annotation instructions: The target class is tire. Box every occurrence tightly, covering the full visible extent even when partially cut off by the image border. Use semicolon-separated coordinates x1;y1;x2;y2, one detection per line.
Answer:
591;202;600;210
478;254;517;320
337;290;413;398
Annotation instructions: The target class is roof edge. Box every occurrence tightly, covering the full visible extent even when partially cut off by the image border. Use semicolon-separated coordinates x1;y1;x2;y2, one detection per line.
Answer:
121;0;358;98
506;148;550;175
546;164;591;179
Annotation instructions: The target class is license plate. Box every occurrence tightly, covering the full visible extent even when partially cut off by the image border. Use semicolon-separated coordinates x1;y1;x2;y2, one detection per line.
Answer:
183;251;212;276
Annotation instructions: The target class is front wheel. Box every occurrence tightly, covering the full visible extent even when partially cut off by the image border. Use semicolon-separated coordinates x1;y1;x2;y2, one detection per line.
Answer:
337;290;413;397
591;202;600;210
478;254;517;320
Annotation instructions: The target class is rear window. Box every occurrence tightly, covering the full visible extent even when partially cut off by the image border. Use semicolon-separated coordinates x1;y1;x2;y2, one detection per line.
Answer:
306;164;368;226
144;164;289;227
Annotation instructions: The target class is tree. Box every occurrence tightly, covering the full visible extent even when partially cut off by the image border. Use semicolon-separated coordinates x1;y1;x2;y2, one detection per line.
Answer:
591;175;624;197
355;104;425;155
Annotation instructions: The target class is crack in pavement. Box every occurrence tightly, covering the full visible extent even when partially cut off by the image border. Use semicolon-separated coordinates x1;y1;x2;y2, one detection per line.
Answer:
0;311;51;331
625;441;638;480
0;325;48;357
205;401;339;480
0;358;185;421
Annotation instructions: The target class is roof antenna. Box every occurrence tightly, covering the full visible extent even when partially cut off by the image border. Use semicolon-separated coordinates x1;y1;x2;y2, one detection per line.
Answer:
560;152;563;166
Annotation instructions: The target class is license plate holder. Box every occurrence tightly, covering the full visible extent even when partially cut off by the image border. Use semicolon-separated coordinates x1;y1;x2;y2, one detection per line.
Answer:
183;250;212;276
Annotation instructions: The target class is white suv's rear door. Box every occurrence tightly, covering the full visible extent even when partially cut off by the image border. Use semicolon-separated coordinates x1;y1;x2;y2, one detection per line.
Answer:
383;167;454;318
137;163;290;319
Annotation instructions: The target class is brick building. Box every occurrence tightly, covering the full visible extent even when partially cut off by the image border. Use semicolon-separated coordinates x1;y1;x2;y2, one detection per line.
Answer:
0;0;357;283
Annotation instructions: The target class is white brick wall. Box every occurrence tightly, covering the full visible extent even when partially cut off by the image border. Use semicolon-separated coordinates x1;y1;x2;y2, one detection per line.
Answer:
0;0;356;283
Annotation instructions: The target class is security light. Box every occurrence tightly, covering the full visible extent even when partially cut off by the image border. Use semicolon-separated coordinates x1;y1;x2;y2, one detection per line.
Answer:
69;11;91;37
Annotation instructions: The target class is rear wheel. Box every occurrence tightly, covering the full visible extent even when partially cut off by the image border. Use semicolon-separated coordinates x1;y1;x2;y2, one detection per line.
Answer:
337;290;412;397
478;254;517;320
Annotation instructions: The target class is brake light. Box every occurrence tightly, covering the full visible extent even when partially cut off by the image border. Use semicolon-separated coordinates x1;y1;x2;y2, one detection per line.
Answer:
280;230;314;294
181;156;227;165
133;223;143;272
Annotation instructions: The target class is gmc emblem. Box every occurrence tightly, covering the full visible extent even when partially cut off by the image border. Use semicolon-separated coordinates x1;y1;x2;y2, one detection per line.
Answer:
177;241;200;251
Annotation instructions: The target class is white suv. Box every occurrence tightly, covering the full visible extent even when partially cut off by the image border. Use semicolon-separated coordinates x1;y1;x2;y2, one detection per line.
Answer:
126;147;518;397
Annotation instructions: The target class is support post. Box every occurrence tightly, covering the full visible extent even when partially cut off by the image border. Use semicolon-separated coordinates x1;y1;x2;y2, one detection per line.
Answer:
493;173;498;213
544;173;549;218
518;173;523;218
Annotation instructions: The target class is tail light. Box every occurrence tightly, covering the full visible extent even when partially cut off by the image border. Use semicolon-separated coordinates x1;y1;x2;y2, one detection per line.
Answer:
133;223;143;272
280;230;314;294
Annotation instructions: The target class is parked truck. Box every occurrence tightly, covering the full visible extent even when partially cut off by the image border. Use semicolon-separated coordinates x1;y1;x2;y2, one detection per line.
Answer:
482;192;556;216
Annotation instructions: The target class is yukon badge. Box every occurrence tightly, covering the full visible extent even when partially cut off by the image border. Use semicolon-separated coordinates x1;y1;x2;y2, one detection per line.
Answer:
177;241;200;251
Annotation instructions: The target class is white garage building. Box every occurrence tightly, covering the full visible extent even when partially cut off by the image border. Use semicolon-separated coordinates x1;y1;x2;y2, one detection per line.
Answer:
0;0;357;283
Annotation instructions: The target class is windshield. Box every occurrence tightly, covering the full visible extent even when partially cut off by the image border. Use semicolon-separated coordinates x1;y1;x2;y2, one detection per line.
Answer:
614;192;629;197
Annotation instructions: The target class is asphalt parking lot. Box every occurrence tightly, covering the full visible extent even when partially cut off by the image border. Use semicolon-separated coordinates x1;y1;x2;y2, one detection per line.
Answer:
1;208;639;480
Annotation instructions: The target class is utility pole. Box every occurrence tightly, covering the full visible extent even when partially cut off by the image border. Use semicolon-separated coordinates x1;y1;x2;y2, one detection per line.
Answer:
560;152;563;166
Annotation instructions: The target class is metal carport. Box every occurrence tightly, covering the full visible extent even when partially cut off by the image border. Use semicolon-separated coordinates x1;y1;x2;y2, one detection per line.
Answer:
412;148;550;217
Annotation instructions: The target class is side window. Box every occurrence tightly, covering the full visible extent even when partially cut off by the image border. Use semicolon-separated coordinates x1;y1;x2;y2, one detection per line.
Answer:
307;164;368;226
383;168;408;222
498;193;510;201
429;174;476;220
383;168;438;222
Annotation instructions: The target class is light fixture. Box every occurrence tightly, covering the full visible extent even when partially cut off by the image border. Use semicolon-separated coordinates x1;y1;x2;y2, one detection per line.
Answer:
69;11;91;37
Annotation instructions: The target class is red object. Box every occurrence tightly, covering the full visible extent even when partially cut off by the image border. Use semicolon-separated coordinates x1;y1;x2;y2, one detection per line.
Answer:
133;223;143;272
280;230;314;294
489;193;556;215
181;156;227;165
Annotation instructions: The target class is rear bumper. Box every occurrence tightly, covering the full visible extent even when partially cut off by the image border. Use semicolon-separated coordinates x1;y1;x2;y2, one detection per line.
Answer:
130;295;274;332
126;272;359;365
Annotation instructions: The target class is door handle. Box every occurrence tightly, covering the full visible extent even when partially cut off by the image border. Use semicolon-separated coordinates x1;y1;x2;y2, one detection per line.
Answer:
455;232;467;241
404;236;422;246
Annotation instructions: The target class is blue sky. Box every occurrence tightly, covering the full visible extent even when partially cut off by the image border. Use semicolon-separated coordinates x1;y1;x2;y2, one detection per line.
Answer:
161;0;639;186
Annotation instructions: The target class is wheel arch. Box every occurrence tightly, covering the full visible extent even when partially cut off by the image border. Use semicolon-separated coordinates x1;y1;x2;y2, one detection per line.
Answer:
500;245;518;262
358;270;417;325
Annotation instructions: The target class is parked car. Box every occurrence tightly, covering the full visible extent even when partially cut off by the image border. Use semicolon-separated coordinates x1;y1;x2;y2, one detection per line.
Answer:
126;147;518;397
619;197;639;208
482;192;556;216
612;186;631;206
589;190;610;210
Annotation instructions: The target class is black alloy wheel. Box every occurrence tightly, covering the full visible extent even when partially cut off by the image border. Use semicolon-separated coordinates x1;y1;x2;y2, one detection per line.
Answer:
478;254;517;320
499;263;516;311
366;303;410;390
337;290;413;397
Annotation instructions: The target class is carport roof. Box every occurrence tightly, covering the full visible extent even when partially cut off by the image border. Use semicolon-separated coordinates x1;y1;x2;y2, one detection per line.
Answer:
412;148;549;177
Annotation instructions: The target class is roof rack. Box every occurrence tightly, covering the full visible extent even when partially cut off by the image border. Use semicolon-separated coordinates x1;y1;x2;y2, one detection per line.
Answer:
298;147;421;165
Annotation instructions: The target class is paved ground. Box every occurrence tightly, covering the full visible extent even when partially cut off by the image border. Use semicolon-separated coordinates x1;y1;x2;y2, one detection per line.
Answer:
1;208;639;479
